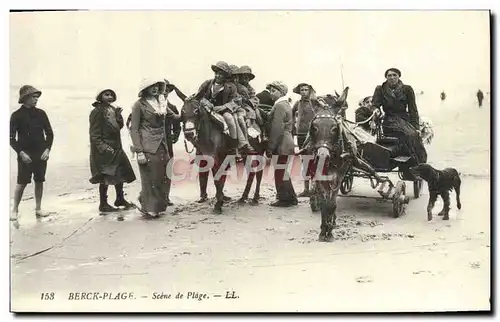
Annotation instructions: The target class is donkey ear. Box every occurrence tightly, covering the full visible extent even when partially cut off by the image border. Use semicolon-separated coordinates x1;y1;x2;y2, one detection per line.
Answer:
334;90;340;98
337;87;349;105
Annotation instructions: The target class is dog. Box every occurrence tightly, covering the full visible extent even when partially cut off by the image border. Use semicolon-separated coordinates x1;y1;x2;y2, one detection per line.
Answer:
409;163;462;221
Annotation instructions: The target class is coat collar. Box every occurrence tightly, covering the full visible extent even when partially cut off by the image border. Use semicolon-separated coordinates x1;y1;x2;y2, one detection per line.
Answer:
275;96;290;105
94;102;120;131
138;97;158;114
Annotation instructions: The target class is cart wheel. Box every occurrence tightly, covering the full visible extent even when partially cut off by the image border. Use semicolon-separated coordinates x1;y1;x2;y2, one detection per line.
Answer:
340;173;353;195
413;179;422;199
391;181;407;218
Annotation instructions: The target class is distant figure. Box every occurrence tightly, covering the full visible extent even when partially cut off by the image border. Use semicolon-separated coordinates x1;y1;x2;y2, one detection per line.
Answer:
477;89;484;108
440;91;446;101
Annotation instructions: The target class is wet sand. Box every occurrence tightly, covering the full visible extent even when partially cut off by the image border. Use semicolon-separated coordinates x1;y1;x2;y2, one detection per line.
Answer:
10;171;490;312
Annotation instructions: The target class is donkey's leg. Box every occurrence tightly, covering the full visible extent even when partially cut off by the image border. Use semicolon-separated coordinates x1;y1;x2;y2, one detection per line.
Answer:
239;156;255;203
455;177;462;210
317;185;329;242
324;198;337;243
213;161;229;214
239;171;255;203
252;168;264;204
319;201;328;242
197;172;209;203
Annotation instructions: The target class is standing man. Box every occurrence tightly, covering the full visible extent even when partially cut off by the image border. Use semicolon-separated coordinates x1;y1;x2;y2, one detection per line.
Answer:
266;81;298;207
291;82;321;197
10;85;54;222
163;79;186;206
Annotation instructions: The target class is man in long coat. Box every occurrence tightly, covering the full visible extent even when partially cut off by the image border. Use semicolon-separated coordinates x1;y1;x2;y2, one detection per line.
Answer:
266;81;298;207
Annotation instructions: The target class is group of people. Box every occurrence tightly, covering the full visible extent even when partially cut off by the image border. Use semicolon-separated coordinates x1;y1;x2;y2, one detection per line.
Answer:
10;64;432;222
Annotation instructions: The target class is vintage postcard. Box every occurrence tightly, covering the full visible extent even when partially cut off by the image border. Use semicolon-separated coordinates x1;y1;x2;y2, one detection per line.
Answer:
9;9;491;313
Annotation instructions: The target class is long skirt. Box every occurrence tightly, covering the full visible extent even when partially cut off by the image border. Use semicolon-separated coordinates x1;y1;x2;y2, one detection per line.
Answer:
382;114;428;165
138;145;169;213
274;155;298;202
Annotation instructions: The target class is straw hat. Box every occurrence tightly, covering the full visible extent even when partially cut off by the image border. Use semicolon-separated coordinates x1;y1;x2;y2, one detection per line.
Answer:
95;89;117;103
138;78;166;97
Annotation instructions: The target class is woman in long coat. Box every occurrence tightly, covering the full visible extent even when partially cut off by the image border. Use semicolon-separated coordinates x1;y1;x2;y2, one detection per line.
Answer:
130;79;180;217
371;68;427;177
89;89;136;213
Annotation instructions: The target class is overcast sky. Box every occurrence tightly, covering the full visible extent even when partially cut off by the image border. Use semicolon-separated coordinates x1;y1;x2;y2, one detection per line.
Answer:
10;10;490;100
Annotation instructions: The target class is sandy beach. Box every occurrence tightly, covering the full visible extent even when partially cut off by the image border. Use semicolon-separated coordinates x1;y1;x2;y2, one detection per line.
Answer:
10;157;491;312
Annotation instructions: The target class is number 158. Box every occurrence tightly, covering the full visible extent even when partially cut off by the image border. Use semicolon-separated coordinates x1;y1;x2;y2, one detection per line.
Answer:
41;292;54;300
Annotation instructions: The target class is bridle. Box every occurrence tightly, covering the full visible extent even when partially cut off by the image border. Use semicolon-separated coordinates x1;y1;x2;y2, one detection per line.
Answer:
309;113;345;157
182;99;200;154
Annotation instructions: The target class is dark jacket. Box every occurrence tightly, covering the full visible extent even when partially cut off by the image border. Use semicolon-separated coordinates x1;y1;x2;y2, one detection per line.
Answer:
256;89;274;108
89;102;136;184
292;99;322;136
195;79;239;107
10;106;54;157
372;83;419;129
267;98;295;155
130;98;178;155
355;106;375;132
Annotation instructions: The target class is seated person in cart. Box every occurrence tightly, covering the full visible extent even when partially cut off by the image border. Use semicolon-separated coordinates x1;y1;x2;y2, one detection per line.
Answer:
370;68;427;174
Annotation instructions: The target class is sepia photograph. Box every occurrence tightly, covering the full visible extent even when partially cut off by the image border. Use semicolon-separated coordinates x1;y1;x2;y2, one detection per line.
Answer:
8;6;492;313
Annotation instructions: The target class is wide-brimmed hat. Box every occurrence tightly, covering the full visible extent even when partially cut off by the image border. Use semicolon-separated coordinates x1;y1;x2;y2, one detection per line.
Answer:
138;78;166;97
95;89;117;103
234;65;255;80
229;65;239;76
292;83;315;95
267;81;288;96
211;61;232;76
18;85;42;104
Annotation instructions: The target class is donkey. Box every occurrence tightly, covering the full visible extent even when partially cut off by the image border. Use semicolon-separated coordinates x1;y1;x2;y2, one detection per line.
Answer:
181;97;233;214
304;88;354;242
